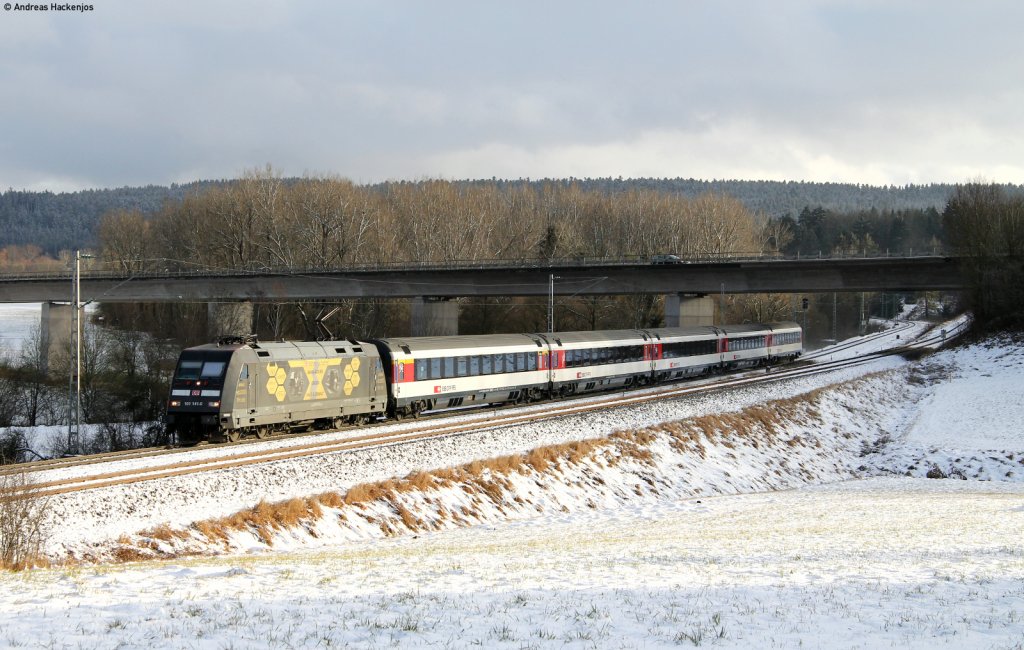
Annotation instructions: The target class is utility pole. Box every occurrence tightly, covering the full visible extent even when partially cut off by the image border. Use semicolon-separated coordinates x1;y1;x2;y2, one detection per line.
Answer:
719;282;725;326
859;292;866;334
832;292;837;342
67;250;92;456
548;274;559;333
68;251;81;455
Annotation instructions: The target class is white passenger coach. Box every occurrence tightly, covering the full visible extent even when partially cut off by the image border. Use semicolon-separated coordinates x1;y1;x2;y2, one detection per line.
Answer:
373;322;801;418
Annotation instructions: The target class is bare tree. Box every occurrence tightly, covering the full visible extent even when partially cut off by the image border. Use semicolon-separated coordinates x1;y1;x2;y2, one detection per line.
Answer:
15;325;53;427
0;471;48;570
97;209;155;272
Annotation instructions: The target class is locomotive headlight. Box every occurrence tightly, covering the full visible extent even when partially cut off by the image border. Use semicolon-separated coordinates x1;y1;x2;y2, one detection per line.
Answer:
210;401;221;408
170;400;181;407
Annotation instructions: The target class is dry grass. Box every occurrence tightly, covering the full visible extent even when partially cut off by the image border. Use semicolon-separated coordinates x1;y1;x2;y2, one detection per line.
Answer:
183;495;327;549
145;523;190;543
316;491;344;508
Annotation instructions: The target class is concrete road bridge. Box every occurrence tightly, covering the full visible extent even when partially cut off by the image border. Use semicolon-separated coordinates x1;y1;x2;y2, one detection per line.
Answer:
0;255;965;361
0;255;964;301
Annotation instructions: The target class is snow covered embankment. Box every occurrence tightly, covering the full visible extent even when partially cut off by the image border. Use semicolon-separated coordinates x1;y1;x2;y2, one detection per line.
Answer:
863;338;1024;481
103;370;921;563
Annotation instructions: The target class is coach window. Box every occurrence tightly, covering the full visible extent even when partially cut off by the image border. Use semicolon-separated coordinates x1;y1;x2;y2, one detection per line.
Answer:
456;356;468;377
469;355;480;376
503;353;514;372
481;354;492;374
415;359;427;381
429;357;441;379
443;357;454;378
492;353;504;373
527;353;537;371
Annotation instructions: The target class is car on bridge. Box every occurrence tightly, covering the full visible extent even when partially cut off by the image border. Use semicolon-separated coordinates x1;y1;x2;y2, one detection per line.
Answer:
650;254;682;264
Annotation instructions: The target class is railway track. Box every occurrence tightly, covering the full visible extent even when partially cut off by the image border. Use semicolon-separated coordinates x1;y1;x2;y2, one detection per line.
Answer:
6;318;968;499
802;320;916;361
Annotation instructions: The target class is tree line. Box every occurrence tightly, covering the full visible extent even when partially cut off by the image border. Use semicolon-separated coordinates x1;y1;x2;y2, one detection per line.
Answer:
943;183;1024;328
7;175;1018;256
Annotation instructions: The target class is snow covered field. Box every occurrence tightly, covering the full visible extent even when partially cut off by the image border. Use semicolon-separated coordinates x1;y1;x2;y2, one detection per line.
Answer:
1;315;1023;648
2;479;1021;649
0;303;42;359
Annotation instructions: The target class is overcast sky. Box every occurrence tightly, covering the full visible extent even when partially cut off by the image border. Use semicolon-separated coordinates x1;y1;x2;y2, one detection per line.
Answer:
1;1;1021;191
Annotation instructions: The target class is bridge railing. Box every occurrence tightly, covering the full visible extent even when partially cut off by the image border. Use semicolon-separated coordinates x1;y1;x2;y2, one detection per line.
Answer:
0;248;951;281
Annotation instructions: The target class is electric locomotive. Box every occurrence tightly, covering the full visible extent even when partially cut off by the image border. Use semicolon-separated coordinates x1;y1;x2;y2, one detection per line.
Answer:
166;335;387;444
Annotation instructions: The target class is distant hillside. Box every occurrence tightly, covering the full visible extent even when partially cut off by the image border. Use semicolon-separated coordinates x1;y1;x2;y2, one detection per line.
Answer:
3;177;1019;254
462;178;976;218
0;181;227;255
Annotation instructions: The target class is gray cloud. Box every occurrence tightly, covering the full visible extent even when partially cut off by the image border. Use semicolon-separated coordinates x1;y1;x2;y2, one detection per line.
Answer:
1;0;1022;190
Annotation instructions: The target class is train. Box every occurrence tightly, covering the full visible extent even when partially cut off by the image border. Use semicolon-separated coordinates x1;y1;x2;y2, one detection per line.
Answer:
165;322;802;444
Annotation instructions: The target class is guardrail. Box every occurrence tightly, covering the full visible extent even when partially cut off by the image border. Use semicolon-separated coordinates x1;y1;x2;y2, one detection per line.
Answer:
0;249;953;282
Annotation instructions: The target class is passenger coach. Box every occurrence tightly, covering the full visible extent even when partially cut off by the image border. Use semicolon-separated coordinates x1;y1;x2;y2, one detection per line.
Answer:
373;333;550;418
765;321;803;363
540;329;656;396
644;326;721;381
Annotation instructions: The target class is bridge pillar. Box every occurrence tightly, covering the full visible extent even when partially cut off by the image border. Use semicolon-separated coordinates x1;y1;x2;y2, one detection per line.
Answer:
411;297;458;336
664;293;715;327
40;301;79;373
207;301;253;339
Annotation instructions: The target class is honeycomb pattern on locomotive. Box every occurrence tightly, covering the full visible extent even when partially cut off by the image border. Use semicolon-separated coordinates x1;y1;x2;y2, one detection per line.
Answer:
265;363;289;402
342;357;361;395
263;358;362;402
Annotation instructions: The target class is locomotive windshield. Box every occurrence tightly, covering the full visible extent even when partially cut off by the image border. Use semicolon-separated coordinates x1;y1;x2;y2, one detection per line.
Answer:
174;353;231;380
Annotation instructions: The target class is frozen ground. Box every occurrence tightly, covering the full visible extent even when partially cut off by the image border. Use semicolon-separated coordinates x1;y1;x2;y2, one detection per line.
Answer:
1;313;1022;648
0;303;42;359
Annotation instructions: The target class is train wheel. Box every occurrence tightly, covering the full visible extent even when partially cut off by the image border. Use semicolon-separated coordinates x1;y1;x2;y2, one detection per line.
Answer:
226;430;241;443
255;426;270;440
332;417;344;429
